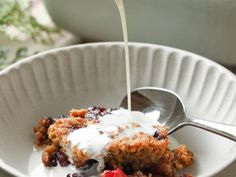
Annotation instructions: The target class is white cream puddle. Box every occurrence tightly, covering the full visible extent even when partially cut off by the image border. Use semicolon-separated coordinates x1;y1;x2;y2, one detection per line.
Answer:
28;149;78;177
28;137;180;177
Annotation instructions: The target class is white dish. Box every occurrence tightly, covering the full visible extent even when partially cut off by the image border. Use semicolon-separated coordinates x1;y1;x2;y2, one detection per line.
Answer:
0;42;235;177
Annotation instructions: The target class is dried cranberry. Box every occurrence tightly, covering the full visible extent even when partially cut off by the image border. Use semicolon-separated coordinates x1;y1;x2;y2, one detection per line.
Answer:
57;151;71;167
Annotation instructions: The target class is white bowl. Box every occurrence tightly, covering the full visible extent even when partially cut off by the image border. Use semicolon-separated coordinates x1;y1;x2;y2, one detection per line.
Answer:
0;42;235;177
44;0;236;65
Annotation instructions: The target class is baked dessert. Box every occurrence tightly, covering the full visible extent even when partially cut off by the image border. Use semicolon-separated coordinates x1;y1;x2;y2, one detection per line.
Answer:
34;106;194;177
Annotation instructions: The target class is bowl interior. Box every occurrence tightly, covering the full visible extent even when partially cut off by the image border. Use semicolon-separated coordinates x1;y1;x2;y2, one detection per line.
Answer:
0;42;235;177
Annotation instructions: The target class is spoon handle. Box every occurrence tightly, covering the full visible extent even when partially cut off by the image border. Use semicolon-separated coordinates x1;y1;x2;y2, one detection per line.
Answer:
188;119;236;141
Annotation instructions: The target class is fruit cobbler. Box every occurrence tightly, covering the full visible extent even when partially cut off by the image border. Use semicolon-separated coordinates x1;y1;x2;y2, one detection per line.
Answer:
34;107;194;177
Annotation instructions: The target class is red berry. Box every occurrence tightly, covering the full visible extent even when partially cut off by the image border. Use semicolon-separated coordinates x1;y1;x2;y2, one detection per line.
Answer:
101;168;127;177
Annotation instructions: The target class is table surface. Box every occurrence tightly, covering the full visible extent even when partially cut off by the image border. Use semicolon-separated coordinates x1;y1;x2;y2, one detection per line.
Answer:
225;65;236;75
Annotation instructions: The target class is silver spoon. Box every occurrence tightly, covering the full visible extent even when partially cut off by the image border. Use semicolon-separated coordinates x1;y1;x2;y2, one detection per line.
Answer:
120;87;236;141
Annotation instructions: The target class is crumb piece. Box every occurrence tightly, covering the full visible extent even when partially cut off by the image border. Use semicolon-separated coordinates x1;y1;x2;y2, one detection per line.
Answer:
173;145;194;169
70;109;88;118
71;146;90;167
99;131;104;135
117;125;126;133
152;149;175;177
42;144;60;167
48;117;87;147
128;171;150;177
108;131;119;139
131;123;141;128
34;117;55;148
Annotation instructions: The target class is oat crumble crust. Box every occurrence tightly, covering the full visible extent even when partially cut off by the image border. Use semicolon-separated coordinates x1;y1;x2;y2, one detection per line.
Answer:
33;108;194;177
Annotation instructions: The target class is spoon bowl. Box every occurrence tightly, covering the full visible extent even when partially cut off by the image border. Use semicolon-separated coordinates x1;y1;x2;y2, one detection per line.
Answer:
120;87;236;141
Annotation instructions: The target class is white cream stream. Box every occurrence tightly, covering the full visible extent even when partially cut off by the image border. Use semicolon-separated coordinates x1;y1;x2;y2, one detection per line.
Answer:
115;0;132;111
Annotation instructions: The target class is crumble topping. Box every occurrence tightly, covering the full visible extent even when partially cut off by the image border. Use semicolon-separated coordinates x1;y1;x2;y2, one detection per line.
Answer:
33;107;194;177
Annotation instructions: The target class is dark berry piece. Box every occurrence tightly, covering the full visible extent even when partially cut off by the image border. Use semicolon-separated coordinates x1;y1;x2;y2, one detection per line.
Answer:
48;152;57;166
66;174;71;177
90;106;96;111
46;117;55;124
72;173;80;177
153;131;166;140
98;107;106;112
57;151;71;167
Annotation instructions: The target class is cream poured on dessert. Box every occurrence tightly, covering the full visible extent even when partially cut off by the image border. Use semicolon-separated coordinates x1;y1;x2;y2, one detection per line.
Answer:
31;107;195;177
115;0;132;111
67;109;161;166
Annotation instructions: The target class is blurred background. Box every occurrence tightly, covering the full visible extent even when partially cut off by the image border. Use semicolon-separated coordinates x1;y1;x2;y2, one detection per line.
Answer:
0;0;77;70
0;0;236;73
